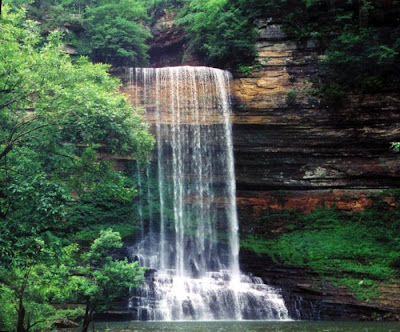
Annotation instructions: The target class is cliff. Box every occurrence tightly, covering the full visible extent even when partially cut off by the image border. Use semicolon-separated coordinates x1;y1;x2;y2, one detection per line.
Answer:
147;13;400;211
232;20;400;320
143;13;400;320
240;250;400;321
232;20;400;211
148;10;201;67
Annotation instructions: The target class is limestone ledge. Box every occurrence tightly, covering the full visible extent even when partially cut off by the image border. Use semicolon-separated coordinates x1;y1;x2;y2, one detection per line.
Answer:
231;22;400;196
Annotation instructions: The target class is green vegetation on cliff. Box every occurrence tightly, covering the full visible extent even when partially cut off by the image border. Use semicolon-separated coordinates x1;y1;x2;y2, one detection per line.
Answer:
73;0;151;66
4;0;399;92
178;0;256;68
4;0;152;67
242;198;400;301
254;0;400;97
180;0;399;98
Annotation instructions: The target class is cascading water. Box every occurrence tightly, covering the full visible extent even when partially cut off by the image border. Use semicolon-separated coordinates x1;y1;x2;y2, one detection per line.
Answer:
127;66;289;321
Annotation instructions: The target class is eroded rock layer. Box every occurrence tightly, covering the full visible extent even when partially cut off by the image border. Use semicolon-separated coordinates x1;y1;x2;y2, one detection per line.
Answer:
231;20;400;320
141;14;400;320
231;21;400;214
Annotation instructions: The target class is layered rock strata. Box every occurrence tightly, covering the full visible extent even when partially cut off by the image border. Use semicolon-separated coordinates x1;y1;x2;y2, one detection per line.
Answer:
139;15;400;320
232;21;400;214
231;20;400;320
240;250;400;321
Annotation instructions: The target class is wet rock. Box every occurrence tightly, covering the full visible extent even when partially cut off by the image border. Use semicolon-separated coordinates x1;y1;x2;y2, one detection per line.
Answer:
240;250;400;321
53;319;79;328
182;298;196;319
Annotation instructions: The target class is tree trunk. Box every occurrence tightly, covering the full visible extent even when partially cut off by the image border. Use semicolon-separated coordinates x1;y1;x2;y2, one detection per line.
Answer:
0;143;13;162
81;298;91;332
16;296;26;332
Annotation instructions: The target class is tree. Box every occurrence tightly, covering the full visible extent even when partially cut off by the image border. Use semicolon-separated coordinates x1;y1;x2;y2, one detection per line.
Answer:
80;0;151;66
0;6;152;330
0;240;83;332
0;231;145;332
4;1;152;67
0;4;153;260
66;229;146;332
0;7;153;164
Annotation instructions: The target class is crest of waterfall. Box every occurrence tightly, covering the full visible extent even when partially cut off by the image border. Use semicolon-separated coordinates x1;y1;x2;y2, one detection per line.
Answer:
127;66;289;321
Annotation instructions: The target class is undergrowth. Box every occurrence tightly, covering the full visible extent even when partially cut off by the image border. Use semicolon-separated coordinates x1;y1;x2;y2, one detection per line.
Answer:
74;223;139;242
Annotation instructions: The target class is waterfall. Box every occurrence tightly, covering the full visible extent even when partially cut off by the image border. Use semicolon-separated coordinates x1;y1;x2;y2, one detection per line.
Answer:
127;66;289;321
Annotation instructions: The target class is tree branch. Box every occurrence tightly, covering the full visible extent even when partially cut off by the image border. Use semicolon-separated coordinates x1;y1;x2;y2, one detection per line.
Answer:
0;91;38;112
10;124;50;144
0;143;13;162
27;319;49;331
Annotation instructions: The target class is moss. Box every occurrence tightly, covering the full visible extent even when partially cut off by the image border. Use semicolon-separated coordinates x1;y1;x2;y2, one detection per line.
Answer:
286;90;297;104
237;63;262;76
241;206;400;301
327;277;380;303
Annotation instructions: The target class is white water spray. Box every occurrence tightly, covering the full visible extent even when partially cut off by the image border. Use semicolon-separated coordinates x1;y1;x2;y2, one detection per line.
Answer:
128;66;289;321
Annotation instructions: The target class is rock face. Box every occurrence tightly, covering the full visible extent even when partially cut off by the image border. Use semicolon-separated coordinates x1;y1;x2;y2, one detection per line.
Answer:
232;20;400;320
232;20;400;213
137;14;400;320
240;250;400;321
148;10;201;67
147;14;400;214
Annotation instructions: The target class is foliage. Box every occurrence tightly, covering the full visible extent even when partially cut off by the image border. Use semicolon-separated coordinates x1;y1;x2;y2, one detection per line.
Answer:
391;142;400;152
66;161;141;240
178;0;257;68
78;0;151;66
0;239;85;331
5;0;152;67
0;284;16;331
286;90;297;104
0;231;144;332
5;0;400;88
323;25;399;95
0;7;153;161
241;206;400;301
237;63;261;76
0;6;152;330
66;229;146;332
75;223;139;243
176;0;399;83
0;4;153;258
